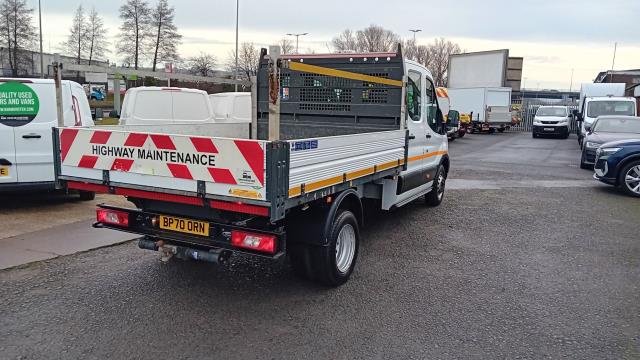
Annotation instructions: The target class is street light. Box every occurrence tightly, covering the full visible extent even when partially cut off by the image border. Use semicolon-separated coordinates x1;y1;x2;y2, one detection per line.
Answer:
286;32;308;53
234;0;239;92
38;0;44;78
409;29;422;42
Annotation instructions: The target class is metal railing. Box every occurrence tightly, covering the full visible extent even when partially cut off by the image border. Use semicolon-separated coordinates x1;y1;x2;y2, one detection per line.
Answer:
510;99;579;132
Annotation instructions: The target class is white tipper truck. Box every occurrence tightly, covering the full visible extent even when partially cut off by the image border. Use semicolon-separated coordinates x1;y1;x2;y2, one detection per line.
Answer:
575;83;637;146
53;47;450;286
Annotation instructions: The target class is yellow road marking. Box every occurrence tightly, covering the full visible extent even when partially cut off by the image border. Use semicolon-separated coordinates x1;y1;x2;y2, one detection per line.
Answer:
288;61;403;87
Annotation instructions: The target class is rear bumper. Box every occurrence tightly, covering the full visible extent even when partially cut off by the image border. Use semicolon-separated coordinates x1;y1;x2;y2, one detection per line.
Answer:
95;204;286;259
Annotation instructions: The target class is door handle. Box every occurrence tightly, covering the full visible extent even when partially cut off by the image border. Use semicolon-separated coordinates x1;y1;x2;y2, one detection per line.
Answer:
426;134;432;139
408;134;416;140
22;134;42;139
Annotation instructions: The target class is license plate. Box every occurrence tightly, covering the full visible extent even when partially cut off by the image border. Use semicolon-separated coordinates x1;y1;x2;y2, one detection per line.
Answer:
544;127;555;131
0;167;8;177
159;215;209;236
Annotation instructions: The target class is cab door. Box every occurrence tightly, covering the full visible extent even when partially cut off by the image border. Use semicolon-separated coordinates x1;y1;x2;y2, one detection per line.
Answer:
423;76;447;180
12;82;60;183
398;67;429;193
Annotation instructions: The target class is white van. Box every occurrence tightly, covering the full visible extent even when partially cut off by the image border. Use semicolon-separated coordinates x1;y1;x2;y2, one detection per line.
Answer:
120;87;215;125
0;78;94;196
209;92;251;123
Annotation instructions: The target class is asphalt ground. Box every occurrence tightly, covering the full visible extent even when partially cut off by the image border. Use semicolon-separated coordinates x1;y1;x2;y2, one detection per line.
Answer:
1;131;639;359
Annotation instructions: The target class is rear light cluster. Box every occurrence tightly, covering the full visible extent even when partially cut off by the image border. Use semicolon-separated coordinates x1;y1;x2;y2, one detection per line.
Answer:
231;230;276;254
96;209;130;227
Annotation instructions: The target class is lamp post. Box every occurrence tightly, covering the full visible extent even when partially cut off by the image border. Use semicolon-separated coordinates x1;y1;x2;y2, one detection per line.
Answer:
234;0;239;91
286;32;308;53
39;0;44;78
409;29;422;42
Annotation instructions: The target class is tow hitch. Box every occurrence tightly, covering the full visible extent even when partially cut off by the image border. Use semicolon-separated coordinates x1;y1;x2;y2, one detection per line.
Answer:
137;237;231;264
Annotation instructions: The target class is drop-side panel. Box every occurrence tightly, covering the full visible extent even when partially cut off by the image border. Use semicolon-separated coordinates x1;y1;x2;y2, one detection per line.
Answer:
287;130;406;198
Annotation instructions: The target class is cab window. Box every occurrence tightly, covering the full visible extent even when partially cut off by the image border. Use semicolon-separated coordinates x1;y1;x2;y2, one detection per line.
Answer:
425;79;439;131
407;70;422;122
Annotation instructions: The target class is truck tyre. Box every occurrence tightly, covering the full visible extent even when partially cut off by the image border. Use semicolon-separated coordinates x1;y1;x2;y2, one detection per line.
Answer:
425;164;446;207
301;210;360;286
79;191;96;201
618;160;640;198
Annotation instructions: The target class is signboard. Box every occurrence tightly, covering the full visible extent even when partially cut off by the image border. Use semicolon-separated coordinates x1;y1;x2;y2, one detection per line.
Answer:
165;63;173;74
85;72;108;83
0;82;40;127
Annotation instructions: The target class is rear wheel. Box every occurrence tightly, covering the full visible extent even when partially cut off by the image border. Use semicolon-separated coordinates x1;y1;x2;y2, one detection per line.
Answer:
497;128;505;133
425;164;446;206
618;160;640;197
289;210;359;286
532;132;537;138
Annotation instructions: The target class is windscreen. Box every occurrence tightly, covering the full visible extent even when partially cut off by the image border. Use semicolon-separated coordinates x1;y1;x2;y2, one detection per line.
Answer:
536;107;567;117
587;101;635;118
593;117;640;133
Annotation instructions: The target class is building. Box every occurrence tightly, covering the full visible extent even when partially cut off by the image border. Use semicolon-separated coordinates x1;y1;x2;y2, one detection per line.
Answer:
594;69;640;97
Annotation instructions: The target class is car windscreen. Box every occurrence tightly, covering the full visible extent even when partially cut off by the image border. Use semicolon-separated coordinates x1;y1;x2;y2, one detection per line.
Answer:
587;101;635;118
593;118;640;134
536;107;567;117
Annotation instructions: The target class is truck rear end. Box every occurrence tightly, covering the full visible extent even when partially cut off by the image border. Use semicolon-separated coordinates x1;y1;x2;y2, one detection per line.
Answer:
54;48;410;285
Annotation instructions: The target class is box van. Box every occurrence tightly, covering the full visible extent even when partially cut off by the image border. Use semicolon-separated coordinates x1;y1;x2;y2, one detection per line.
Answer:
120;87;215;125
575;83;637;146
209;92;251;123
0;78;94;197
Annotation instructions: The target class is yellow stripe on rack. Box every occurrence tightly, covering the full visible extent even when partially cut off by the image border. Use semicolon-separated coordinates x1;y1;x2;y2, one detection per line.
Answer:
288;61;403;87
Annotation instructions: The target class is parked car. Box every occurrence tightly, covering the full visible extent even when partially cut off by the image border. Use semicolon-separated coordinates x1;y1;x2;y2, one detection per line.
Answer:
532;105;570;138
594;139;640;197
89;87;105;101
580;116;640;169
0;78;95;199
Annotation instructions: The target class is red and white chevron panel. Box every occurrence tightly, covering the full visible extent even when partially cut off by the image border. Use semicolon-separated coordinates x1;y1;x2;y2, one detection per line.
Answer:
59;128;266;198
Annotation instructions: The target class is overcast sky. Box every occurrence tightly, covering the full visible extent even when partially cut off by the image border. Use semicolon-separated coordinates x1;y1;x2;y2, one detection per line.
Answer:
36;0;640;90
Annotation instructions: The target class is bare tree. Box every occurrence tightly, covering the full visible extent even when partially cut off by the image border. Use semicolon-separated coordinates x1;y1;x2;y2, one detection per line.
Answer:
356;24;399;52
278;37;294;55
86;7;108;65
226;42;260;80
332;29;358;52
117;0;151;69
188;52;216;77
428;38;462;86
0;0;36;76
402;39;433;70
150;0;181;72
332;25;399;53
62;5;87;64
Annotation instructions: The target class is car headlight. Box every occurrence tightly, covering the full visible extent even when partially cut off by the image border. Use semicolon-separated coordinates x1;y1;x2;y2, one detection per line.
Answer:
596;147;621;160
585;141;601;148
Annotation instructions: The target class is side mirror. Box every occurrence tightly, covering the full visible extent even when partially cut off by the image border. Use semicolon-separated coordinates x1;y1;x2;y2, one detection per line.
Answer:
436;108;446;134
584;124;592;132
108;110;120;119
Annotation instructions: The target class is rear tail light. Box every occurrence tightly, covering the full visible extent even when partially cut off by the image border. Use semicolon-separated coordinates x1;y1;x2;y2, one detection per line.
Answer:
231;230;276;254
96;208;130;227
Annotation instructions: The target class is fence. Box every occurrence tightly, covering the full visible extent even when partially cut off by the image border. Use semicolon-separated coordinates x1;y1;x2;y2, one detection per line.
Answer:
510;99;579;132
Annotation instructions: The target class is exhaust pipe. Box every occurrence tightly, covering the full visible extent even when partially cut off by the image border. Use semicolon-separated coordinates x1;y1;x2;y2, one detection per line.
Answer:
137;237;231;264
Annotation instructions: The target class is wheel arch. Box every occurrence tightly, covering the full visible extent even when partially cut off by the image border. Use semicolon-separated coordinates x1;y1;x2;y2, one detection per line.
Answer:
617;154;640;180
